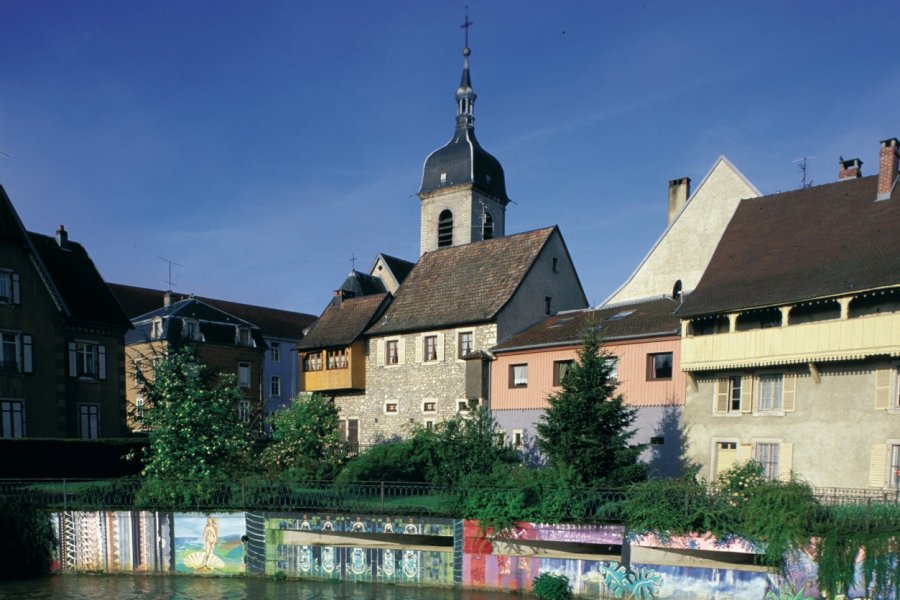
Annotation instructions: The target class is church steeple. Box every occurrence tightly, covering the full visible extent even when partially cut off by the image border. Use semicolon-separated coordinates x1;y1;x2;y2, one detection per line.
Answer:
417;14;510;255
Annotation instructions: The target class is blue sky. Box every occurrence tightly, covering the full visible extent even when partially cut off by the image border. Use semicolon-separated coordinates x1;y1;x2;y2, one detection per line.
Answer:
2;1;899;316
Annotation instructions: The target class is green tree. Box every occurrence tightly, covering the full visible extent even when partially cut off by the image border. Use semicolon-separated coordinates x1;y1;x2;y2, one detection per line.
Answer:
536;326;646;487
136;347;253;483
262;393;348;480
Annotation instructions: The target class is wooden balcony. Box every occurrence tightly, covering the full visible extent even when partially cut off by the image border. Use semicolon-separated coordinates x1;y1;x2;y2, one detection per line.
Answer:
681;312;900;372
300;341;366;392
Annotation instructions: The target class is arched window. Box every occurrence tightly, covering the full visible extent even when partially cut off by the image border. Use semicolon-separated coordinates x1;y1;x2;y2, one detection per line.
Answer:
438;209;453;247
482;212;494;240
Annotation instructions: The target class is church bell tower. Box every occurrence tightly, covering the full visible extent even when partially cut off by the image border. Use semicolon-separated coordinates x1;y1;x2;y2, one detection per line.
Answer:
417;21;510;256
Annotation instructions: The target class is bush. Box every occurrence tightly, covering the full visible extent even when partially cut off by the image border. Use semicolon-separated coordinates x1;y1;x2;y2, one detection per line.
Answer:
0;497;57;579
336;434;435;483
533;572;572;600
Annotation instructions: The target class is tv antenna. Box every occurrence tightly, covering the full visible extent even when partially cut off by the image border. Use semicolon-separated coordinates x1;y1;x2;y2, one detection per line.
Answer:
793;156;817;189
157;256;182;290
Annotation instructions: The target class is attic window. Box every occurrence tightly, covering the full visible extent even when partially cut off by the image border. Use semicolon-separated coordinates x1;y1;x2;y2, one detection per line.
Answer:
547;317;574;329
151;318;163;339
482;212;494;240
236;327;252;346
610;310;636;320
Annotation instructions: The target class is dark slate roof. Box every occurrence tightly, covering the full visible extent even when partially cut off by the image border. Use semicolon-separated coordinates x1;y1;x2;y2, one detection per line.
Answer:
378;254;415;286
677;175;900;317
126;297;266;348
296;293;391;351
28;234;132;330
109;283;316;340
367;227;557;336
0;186;131;330
492;296;681;353
340;270;387;297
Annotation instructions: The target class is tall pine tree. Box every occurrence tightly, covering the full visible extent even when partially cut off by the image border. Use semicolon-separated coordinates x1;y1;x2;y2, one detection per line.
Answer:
536;324;646;487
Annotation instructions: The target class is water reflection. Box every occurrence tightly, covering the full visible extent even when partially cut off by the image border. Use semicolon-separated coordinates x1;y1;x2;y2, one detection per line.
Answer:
0;575;522;600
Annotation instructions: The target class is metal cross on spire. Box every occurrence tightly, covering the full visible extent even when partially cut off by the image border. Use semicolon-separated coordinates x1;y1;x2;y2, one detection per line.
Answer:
460;6;474;48
350;252;357;272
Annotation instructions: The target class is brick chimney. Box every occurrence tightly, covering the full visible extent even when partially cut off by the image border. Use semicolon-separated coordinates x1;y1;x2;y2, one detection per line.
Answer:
838;157;862;180
667;177;690;225
163;290;173;307
877;138;899;201
55;225;68;249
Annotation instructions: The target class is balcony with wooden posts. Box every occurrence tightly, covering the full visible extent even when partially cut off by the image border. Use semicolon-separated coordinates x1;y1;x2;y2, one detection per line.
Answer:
681;291;900;372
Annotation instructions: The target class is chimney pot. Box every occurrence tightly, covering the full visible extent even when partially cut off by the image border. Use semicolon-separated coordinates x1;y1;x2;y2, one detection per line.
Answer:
838;157;862;180
667;177;691;225
877;138;899;201
163;290;173;307
55;225;68;249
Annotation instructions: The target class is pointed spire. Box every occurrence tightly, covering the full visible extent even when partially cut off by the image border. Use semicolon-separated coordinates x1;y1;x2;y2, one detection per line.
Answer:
456;10;476;130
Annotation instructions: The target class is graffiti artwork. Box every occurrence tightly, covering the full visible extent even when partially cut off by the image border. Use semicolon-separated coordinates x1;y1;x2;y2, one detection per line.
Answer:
174;513;245;575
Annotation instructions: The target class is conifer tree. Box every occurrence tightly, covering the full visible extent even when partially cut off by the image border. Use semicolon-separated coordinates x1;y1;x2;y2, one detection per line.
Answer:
536;325;646;487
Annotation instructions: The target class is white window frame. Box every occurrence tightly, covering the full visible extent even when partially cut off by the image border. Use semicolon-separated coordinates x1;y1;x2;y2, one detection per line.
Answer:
238;362;251;388
239;399;251;424
384;401;399;415
755;372;784;413
423;418;435;431
0;332;19;371
457;330;474;360
424;335;438;362
79;403;100;440
134;394;146;431
236;327;252;347
271;342;280;363
457;399;471;413
890;442;900;490
385;339;400;366
752;440;781;480
421;399;437;414
182;318;200;341
510;364;528;388
151;317;163;339
710;437;740;480
512;429;524;450
0;399;25;438
270;375;281;397
70;340;106;380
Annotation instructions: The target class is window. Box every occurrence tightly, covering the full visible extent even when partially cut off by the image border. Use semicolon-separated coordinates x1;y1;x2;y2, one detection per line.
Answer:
753;442;780;480
79;404;100;440
182;318;199;340
607;357;618;381
424;419;435;431
458;399;471;412
237;327;252;346
424;335;438;362
509;364;528;388
714;441;738;476
650;436;664;445
0;333;17;370
553;360;574;386
422;400;436;413
238;362;251;388
512;429;524;450
438;210;453;247
134;395;145;428
458;331;473;359
271;342;280;362
647;352;673;380
728;376;742;411
270;376;281;397
0;400;24;438
384;402;398;414
544;296;552;316
339;418;359;452
327;349;347;369
303;352;322;372
482;212;494;240
151;318;163;339
0;271;20;305
890;445;900;489
552;257;559;273
69;341;106;379
239;399;251;424
715;376;744;414
757;374;783;412
386;340;399;365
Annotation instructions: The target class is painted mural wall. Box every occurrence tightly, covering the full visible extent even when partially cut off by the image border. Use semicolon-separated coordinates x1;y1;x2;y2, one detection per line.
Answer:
51;510;881;599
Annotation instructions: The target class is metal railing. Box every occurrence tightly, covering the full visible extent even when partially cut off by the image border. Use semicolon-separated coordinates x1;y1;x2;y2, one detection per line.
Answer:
1;478;896;519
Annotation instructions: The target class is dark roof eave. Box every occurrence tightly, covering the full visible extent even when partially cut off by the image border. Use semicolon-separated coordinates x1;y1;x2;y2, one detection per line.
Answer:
366;317;494;338
491;329;681;354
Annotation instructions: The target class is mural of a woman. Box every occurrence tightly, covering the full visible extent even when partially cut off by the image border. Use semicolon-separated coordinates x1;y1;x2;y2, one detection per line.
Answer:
202;517;218;568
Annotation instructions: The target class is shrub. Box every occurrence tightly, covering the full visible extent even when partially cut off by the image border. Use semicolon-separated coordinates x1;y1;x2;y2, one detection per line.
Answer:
0;497;57;579
336;434;434;483
533;572;572;600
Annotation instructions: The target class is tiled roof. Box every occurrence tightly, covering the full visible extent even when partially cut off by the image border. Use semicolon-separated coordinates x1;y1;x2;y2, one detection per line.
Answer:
109;283;316;340
340;270;387;297
366;227;557;336
296;293;391;351
492;296;681;353
677;175;900;317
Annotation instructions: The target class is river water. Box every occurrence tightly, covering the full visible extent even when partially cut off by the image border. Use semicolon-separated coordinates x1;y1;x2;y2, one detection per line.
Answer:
0;575;525;600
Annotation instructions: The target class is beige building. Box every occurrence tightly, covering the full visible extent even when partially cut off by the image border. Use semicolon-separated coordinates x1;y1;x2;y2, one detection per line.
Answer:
678;139;900;489
604;157;760;306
